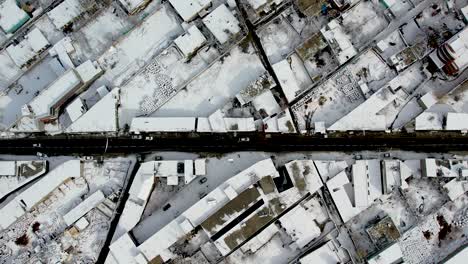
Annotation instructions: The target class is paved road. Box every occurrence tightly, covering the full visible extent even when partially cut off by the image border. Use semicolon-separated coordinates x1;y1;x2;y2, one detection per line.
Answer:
0;133;466;155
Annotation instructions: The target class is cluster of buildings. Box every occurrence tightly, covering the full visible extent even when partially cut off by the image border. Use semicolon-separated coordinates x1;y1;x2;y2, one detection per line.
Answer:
0;157;134;263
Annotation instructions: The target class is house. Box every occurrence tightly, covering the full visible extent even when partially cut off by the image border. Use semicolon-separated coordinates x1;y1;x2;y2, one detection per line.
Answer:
25;60;102;124
63;190;106;226
429;26;468;76
130;117;197;133
47;0;95;30
118;0;152;15
352;160;383;209
0;0;30;34
174;25;207;58
5;28;50;68
65;97;87;122
202;4;241;44
272;54;312;103
0;160;80;230
168;0;212;21
299;240;342;264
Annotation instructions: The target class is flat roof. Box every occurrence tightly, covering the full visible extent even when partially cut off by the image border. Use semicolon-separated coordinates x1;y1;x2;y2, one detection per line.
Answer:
169;0;212;21
0;161;16;176
203;4;241;44
130;117;196;132
28;69;82;118
63;190;106;226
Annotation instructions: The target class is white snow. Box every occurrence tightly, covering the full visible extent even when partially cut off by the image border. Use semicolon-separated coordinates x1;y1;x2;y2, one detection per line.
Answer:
174;25;207;57
446;113;468;131
203;4;241;44
252;90;281;117
0;49;23;88
130;117;196;132
75;60;103;83
98;4;184;86
368;243;403;264
47;0;85;29
415;112;444;130
0;0;30;33
66;88;119;133
328;87;400;131
27;69;82;119
118;0;150;13
65;97;86;122
168;0;212;21
224;117;256;131
63;190;106;226
278;205;321;248
272;54;312;103
0;160;81;230
155;45;265;116
299;240;342;264
0;160;16;175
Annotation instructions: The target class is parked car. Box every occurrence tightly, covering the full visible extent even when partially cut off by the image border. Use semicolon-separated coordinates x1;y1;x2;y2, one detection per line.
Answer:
239;137;250;142
162;203;171;211
199;177;207;184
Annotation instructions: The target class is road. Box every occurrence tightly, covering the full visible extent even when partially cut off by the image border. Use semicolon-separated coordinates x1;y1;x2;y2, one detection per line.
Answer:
0;132;466;155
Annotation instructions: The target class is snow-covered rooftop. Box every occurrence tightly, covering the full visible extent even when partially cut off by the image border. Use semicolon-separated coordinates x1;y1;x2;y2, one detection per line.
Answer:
328;87;400;131
47;0;86;29
66;88;119;133
66;97;86;122
118;0;150;14
202;4;241;44
446;113;468;131
174;25;207;57
272;54;312;103
0;161;16;175
27;69;82;119
326;171;362;223
168;0;212;21
299;240;341;264
0;0;30;34
0;160;80;230
63;190;105;226
415;112;444;130
130;117;196;133
278;204;321;248
367;243;403;264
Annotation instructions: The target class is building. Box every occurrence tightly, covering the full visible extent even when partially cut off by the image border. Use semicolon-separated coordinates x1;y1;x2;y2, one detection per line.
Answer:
5;28;50;69
299;240;343;264
0;0;30;34
47;0;95;30
272;54;312;103
0;160;80;230
25;60;102;124
107;159;279;263
169;0;212;21
174;25;207;58
118;0;152;15
326;171;362;222
63;190;106;226
130;117;197;133
429;26;468;76
65;97;87;122
202;4;241;44
367;243;404;264
66;88;119;133
352;160;383;209
0;160;48;200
